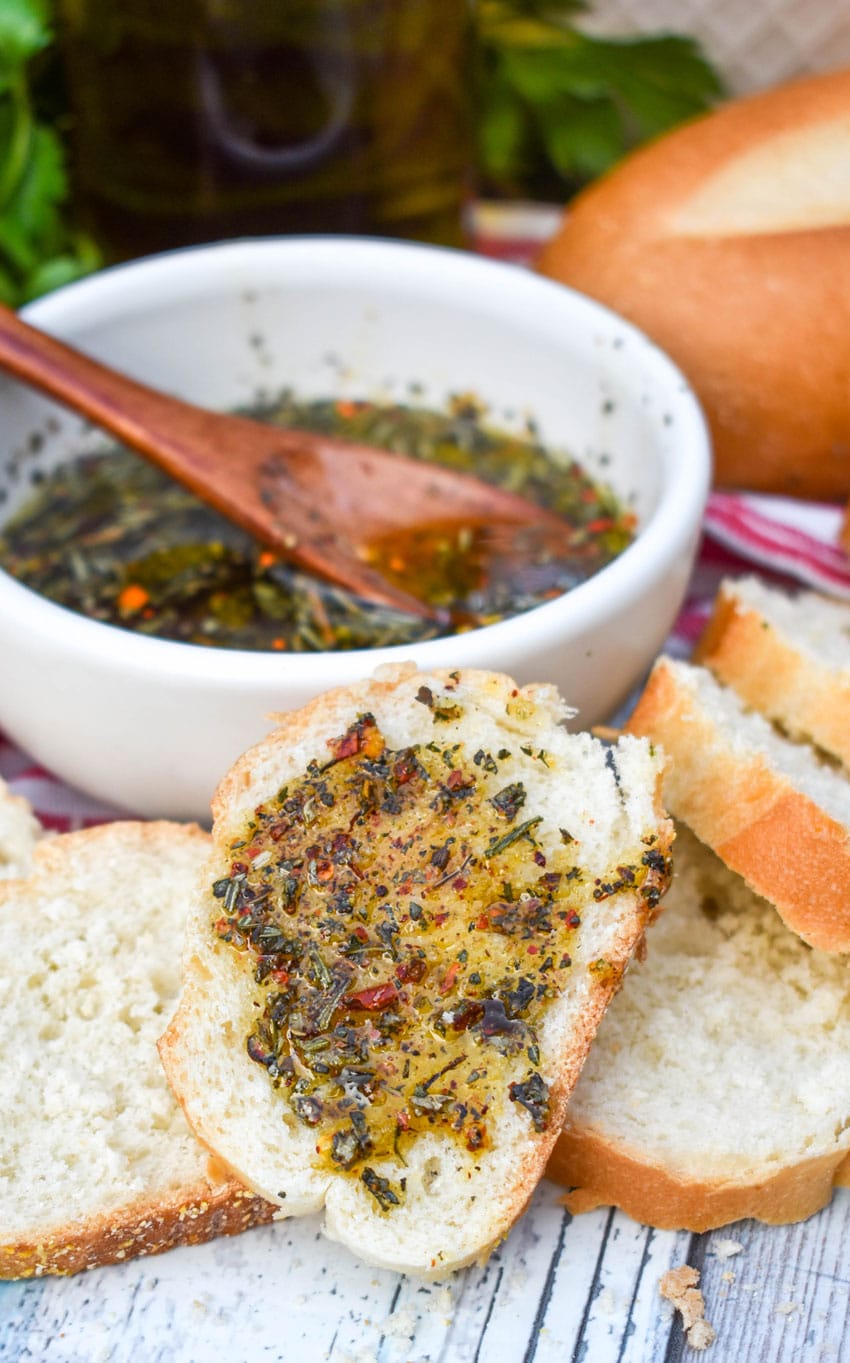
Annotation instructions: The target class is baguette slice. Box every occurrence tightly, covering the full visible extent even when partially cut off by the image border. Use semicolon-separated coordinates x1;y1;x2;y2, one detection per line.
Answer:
694;576;850;769
160;664;672;1277
547;826;850;1231
0;821;274;1279
626;656;850;953
0;776;41;879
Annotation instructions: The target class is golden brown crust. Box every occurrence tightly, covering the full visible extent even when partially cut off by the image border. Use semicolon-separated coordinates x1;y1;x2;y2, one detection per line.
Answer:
626;660;850;953
536;68;850;501
547;1123;850;1232
694;585;850;770
0;1177;275;1279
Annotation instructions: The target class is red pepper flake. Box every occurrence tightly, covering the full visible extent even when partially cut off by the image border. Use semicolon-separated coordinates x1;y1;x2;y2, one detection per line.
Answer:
527;943;539;955
271;969;290;985
327;717;385;763
533;850;547;867
566;910;581;928
452;877;468;891
345;982;398;1011
433;911;449;927
117;582;149;614
328;730;361;761
446;769;466;790
395;957;427;984
440;961;461;994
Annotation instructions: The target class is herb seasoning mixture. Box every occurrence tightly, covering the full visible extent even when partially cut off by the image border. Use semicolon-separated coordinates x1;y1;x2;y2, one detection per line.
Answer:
213;690;667;1211
0;395;635;651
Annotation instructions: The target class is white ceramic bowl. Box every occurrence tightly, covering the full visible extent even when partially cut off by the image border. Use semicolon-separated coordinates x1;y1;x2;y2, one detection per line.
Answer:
0;238;710;820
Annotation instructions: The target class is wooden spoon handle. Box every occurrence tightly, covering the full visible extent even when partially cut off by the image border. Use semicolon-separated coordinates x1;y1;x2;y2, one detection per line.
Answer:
0;303;229;483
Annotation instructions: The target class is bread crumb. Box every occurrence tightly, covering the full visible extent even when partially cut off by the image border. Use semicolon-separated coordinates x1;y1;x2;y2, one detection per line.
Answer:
711;1238;743;1261
659;1266;716;1351
721;1271;735;1285
688;1320;716;1351
380;1308;417;1340
775;1301;801;1318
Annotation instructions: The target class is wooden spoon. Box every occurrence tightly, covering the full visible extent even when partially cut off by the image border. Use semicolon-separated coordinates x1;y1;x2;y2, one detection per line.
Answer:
0;304;572;620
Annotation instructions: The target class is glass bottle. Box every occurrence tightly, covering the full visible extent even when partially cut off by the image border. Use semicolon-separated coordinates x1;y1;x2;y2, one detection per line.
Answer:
57;0;473;261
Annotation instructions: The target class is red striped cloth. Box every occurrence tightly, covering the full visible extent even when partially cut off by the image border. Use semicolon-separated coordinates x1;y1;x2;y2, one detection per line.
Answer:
3;489;849;832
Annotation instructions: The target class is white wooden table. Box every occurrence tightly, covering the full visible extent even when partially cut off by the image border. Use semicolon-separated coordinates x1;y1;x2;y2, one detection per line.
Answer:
2;1179;848;1361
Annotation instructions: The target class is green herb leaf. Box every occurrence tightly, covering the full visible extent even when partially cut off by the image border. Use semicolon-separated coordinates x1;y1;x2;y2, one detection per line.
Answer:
0;0;51;75
475;1;724;200
0;0;100;306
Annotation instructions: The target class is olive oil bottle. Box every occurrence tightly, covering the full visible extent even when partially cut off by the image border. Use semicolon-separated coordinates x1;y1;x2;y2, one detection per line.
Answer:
57;0;473;260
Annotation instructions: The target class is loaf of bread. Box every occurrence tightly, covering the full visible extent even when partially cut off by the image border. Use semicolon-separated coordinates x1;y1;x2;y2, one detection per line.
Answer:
0;820;274;1278
694;576;850;768
159;664;672;1276
547;825;850;1231
626;656;850;953
537;68;850;500
0;775;41;878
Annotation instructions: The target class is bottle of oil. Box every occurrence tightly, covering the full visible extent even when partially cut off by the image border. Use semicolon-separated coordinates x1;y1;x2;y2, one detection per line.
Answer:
57;0;473;261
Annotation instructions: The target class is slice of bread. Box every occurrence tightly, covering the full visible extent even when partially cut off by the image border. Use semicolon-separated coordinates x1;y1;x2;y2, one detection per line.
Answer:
626;656;850;953
159;664;672;1277
0;776;41;879
547;827;850;1231
0;821;274;1278
694;576;850;770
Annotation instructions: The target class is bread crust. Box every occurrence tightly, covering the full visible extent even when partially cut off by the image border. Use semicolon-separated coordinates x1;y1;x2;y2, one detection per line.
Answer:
0;1175;274;1278
694;583;850;770
626;659;850;952
536;68;850;500
547;1124;850;1233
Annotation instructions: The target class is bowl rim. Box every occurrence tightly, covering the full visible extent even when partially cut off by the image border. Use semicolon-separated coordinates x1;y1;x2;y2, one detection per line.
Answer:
0;235;711;681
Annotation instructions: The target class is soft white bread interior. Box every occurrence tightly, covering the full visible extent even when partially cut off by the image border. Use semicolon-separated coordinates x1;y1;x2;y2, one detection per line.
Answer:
626;656;850;953
159;664;672;1277
547;825;850;1231
694;576;850;769
536;68;850;500
0;821;274;1278
0;776;41;878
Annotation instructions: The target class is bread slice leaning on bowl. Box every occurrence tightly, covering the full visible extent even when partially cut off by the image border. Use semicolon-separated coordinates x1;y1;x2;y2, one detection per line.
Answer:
547;825;850;1231
0;819;275;1279
694;576;850;771
626;656;850;953
159;664;673;1277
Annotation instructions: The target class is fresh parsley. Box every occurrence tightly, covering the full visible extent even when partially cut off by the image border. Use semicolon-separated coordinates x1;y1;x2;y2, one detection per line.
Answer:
0;0;99;306
475;0;725;200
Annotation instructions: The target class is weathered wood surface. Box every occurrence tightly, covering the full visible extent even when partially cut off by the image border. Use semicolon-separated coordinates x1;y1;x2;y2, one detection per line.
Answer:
2;1181;848;1362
